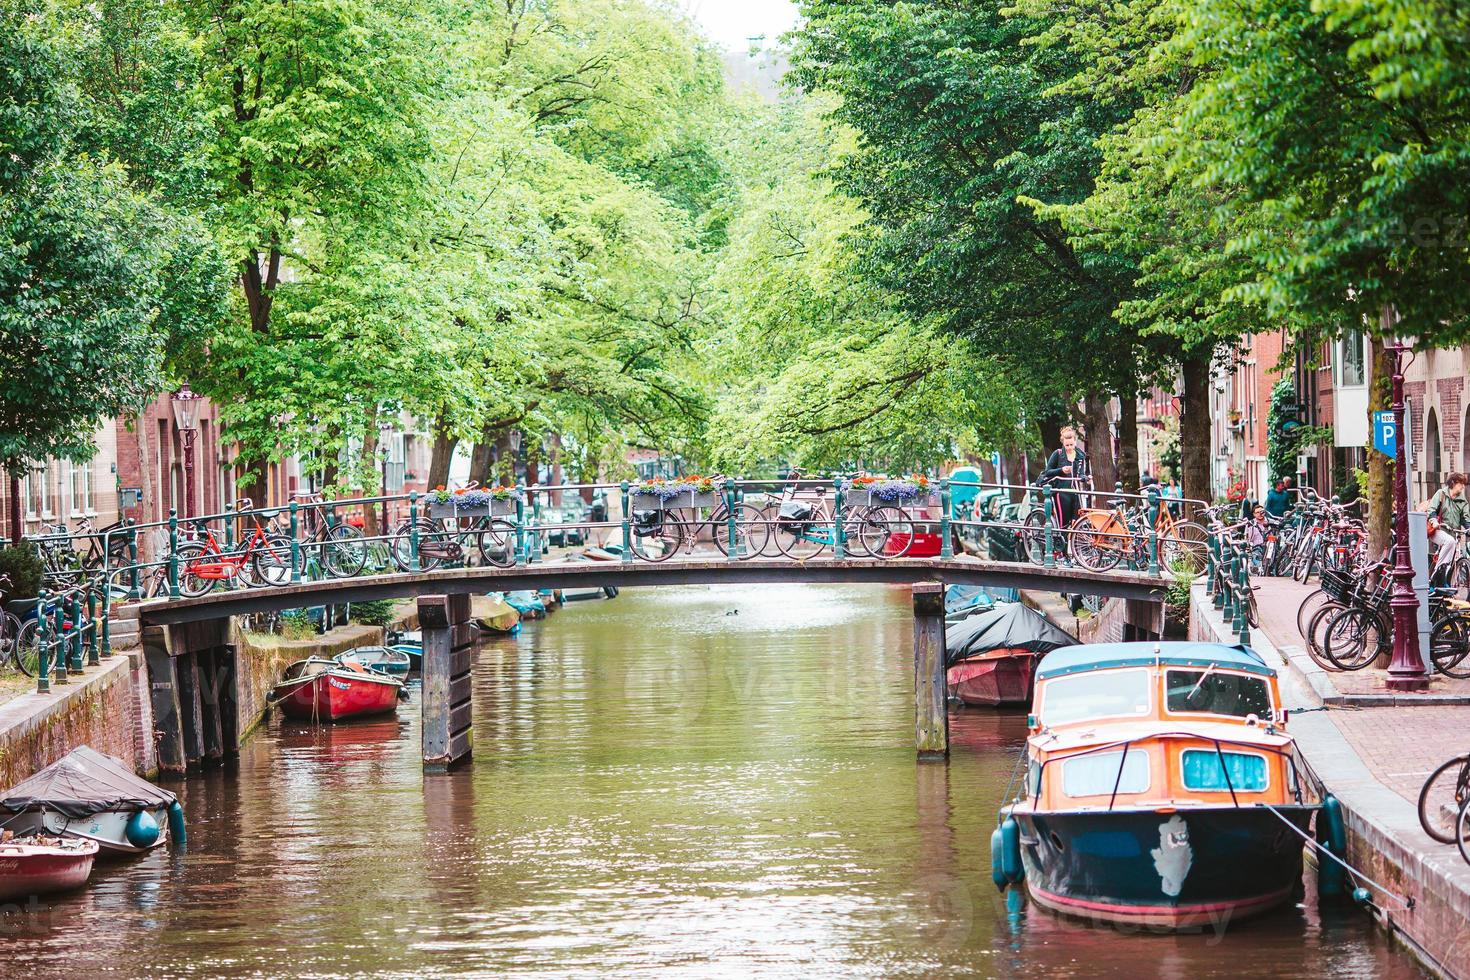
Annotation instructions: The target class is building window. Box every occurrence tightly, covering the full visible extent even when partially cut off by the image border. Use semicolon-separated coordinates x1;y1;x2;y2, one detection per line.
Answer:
1337;330;1366;387
68;460;93;515
23;468;46;520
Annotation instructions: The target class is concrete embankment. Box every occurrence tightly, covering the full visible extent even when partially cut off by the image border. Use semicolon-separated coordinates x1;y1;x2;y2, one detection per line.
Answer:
1192;584;1470;978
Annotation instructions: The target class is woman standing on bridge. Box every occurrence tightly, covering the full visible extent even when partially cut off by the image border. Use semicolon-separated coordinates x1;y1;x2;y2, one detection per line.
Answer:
1040;425;1090;536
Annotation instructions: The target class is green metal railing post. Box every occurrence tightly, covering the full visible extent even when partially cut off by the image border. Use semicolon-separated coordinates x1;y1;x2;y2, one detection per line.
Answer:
1146;491;1161;576
35;588;50;694
86;583;100;665
97;574;111;659
126;519;140;601
725;478;739;560
408;492;421;572
833;479;846;560
288;501;302;584
68;592;85;672
167;508;180;599
1236;553;1252;645
529;486;542;564
514;487;528;566
1224;551;1240;626
939;477;953;560
620;482;633;564
1212;537;1226;610
52;597;68;684
1043;485;1056;569
225;502;236;553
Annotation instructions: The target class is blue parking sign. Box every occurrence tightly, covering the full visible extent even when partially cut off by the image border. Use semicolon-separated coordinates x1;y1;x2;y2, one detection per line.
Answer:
1372;410;1397;458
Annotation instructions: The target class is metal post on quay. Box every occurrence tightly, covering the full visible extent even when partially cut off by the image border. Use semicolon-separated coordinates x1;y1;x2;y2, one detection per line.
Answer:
1385;338;1430;691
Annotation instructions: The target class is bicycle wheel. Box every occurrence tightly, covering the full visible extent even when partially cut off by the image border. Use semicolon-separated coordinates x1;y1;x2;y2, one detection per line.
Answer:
630;512;687;562
13;619;39;676
1304;602;1345;671
712;503;771;560
1430;616;1470;678
1457;799;1470;868
391;519;453;571
477;519;518;568
322;524;368;578
0;612;19;674
1296;589;1330;640
1069;516;1123;572
858;506;914;560
1420;755;1470;843
1163;521;1210;575
251;536;294;587
1019;510;1048;565
1323;607;1384;671
176;543;215;598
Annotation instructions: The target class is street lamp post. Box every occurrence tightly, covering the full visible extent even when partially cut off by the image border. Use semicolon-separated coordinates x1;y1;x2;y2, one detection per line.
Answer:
508;429;523;484
1386;339;1429;691
170;384;203;519
378;417;394;533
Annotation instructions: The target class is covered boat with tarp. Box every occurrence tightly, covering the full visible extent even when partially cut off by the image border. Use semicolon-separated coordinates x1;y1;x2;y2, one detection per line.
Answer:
0;746;183;856
946;603;1076;707
945;585;1019;623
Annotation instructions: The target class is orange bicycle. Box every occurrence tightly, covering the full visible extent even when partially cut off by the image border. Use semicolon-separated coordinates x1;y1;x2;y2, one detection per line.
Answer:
1068;493;1209;573
175;508;294;597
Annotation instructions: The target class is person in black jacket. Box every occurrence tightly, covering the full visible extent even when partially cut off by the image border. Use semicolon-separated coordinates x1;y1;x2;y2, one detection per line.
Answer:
1041;425;1090;531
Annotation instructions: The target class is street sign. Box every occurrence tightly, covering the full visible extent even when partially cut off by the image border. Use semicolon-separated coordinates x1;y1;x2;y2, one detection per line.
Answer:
989;451;1001;470
1372;411;1397;458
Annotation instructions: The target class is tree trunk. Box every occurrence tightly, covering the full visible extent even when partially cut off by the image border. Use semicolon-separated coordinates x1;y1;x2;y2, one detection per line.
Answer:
1082;393;1116;493
468;423;497;486
1367;333;1393;558
361;424;381;538
8;473;21;544
1180;350;1214;506
427;414;456;489
238;456;272;508
1036;416;1062;481
1117;395;1140;492
493;431;514;485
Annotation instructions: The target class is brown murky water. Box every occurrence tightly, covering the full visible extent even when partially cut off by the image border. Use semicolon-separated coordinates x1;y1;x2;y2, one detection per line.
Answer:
2;585;1421;977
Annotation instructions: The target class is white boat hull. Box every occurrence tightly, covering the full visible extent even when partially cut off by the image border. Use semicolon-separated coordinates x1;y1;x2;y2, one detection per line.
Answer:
6;807;170;856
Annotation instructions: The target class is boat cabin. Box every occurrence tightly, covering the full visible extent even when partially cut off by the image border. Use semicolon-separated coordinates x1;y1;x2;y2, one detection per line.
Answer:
1020;642;1305;812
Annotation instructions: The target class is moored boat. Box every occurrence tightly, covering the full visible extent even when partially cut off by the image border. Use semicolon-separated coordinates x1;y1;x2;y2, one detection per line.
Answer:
335;645;412;675
945;603;1075;707
270;658;404;722
998;642;1320;930
0;834;99;900
0;746;182;856
504;590;546;619
474;593;522;634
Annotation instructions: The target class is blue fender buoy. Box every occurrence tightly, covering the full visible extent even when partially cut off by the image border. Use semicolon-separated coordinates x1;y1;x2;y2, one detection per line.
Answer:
1352;886;1371;905
990;827;1009;890
1000;817;1025;883
1317;795;1347;899
167;800;187;846
125;809;161;849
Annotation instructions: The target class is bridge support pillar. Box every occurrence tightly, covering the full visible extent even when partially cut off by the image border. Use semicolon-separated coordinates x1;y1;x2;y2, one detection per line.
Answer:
912;583;949;761
420;594;474;773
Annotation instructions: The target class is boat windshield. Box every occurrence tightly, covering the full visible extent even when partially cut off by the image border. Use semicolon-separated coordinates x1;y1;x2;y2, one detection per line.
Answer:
1040;668;1151;725
1165;669;1272;718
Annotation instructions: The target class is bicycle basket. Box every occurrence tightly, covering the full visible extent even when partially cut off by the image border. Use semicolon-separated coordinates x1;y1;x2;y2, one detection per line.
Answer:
1320;567;1354;604
778;501;813;522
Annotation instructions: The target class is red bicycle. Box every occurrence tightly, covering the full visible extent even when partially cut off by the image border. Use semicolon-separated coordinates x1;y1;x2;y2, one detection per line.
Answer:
175;511;293;597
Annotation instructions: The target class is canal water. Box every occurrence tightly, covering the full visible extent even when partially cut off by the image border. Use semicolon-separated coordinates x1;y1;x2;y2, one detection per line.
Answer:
6;585;1420;977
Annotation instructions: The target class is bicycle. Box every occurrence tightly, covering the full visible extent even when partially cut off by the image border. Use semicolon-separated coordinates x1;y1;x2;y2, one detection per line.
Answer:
174;511;294;597
767;473;917;561
390;486;518;571
284;494;370;578
622;479;771;562
1420;751;1470;846
1071;492;1210;574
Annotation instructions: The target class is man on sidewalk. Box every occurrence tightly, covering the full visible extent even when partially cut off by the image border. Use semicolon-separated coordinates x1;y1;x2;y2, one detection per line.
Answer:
1265;477;1292;518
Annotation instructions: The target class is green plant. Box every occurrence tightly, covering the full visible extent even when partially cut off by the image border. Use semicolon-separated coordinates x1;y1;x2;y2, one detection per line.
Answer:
0;543;45;600
350;599;396;627
279;611;316;641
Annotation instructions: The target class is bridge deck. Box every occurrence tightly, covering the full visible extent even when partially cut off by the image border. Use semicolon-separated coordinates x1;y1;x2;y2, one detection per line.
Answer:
134;555;1166;625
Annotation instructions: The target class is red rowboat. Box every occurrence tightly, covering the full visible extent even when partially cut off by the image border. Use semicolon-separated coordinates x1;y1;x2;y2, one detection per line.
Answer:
0;835;99;901
270;658;403;722
947;648;1040;707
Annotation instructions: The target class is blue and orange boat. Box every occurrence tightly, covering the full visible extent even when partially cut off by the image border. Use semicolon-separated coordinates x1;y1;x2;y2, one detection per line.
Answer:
996;642;1323;929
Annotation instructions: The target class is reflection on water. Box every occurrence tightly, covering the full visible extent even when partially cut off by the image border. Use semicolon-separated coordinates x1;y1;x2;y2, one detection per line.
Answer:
3;585;1420;978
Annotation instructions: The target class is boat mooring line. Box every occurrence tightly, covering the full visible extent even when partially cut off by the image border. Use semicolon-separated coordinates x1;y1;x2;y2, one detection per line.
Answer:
1262;803;1414;912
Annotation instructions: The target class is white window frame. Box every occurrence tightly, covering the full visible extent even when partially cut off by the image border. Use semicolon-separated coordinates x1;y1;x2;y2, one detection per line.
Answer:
1062;749;1152;798
1178;748;1271;794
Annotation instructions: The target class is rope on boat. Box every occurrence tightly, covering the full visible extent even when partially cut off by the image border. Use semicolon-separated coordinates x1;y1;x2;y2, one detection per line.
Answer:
997;746;1028;823
1263;803;1414;911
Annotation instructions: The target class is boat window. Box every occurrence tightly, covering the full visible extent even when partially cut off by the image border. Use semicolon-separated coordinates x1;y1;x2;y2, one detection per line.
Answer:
1040;668;1151;725
1062;749;1150;798
1028;757;1042;797
1181;749;1269;792
1165;669;1272;718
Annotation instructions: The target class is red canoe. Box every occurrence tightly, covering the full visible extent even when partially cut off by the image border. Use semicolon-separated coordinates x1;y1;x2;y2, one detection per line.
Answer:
0;836;99;901
947;648;1040;707
271;658;403;722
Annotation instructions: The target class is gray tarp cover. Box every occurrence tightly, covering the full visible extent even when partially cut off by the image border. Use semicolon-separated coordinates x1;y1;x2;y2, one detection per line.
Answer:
945;602;1077;668
0;745;176;819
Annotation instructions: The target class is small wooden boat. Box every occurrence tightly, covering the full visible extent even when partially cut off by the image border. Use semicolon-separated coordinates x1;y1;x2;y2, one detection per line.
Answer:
504;590;546;619
946;603;1075;707
0;746;182;856
474;593;522;634
335;645;411;675
0;835;99;900
269;658;403;722
998;642;1320;929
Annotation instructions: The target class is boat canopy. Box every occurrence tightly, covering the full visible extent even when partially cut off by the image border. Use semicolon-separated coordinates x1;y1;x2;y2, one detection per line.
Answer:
0;746;176;819
946;602;1077;667
1036;641;1271;680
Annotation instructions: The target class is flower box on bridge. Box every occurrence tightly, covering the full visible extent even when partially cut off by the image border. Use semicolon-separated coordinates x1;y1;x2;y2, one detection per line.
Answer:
427;498;518;519
630;489;720;510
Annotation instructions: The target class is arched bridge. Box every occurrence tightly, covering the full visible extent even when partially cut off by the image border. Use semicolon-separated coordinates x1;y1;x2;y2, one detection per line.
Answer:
133;554;1167;626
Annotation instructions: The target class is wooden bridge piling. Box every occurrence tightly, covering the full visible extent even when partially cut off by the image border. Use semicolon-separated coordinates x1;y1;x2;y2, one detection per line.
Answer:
419;594;474;773
912;583;949;761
